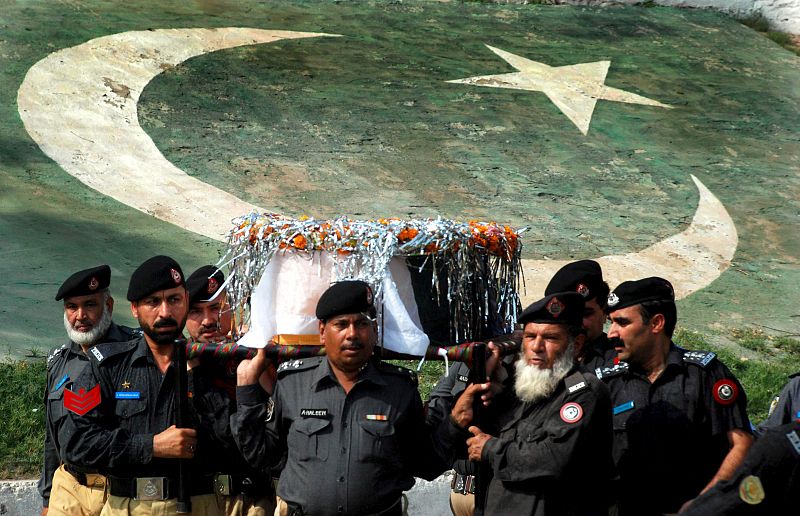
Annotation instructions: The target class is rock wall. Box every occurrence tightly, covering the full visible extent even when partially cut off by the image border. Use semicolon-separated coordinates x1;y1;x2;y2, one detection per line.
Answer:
546;0;799;34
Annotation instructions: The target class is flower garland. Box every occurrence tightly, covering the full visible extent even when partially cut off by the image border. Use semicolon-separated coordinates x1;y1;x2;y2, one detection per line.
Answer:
221;213;524;345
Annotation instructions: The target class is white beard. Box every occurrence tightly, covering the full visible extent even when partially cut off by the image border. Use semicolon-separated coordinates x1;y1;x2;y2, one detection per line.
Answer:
64;306;112;347
514;342;575;403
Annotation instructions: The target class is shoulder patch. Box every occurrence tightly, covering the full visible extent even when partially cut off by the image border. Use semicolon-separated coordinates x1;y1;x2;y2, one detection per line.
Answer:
786;429;800;457
46;344;68;369
683;350;716;368
564;371;588;395
90;340;137;365
596;362;629;381
277;357;318;376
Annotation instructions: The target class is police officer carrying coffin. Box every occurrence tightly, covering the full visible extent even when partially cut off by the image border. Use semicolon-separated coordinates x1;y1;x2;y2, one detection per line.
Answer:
232;280;450;516
452;292;615;515
544;260;613;372
61;256;221;515
599;277;753;515
680;420;800;515
185;265;277;516
40;264;137;516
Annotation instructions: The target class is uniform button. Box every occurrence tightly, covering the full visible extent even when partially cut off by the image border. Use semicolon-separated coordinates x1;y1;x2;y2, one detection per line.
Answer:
338;476;345;482
338;506;344;513
342;421;348;428
341;447;346;454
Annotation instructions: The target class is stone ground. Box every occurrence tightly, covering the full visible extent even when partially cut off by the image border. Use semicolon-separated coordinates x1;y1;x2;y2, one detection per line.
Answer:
0;3;797;352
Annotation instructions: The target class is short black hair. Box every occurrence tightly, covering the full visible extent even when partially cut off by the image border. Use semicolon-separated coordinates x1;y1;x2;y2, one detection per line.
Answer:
639;300;677;337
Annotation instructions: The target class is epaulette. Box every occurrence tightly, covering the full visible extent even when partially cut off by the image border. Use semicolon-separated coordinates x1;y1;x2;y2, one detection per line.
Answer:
89;340;137;365
564;371;589;396
277;357;319;377
377;362;418;386
595;362;629;380
46;344;69;370
682;350;716;368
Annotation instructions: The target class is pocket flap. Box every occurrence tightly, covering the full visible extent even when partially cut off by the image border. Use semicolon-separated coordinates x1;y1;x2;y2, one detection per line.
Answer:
358;420;395;438
293;417;331;436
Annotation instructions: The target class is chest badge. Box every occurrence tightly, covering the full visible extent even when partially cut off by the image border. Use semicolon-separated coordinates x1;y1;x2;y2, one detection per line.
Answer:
559;402;583;424
121;381;131;389
366;414;388;421
713;379;739;406
738;475;765;505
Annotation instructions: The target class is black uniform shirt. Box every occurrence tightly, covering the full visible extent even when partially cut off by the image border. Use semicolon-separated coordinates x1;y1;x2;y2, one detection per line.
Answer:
478;367;614;516
598;344;751;515
681;421;800;515
581;332;614;373
60;336;211;480
232;356;446;516
756;373;800;435
38;322;135;506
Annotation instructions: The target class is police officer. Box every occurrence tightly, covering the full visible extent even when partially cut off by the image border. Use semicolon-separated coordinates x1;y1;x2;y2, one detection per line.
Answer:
544;259;613;372
680;421;800;515
455;292;615;515
40;264;137;516
61;255;221;515
232;280;448;516
185;265;277;516
755;372;800;435
599;277;753;515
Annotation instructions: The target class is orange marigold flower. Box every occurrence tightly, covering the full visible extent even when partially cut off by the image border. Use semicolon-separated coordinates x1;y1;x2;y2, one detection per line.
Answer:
292;235;307;250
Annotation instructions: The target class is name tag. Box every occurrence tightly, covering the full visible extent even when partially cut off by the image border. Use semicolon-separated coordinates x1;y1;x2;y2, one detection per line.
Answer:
115;391;141;400
457;375;469;383
300;409;328;418
568;381;586;393
613;401;635;415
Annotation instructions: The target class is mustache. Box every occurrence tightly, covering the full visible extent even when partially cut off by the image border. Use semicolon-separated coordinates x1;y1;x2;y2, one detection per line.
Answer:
609;337;623;347
153;318;178;329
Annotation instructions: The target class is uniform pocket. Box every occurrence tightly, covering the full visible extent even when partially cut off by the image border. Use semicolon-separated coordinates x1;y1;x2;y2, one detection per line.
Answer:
114;399;147;419
289;418;331;461
48;389;67;423
356;420;398;463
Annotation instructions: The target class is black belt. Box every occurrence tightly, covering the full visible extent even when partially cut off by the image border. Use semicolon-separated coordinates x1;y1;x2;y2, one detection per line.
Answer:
451;472;476;495
287;498;402;516
213;472;272;497
108;475;215;500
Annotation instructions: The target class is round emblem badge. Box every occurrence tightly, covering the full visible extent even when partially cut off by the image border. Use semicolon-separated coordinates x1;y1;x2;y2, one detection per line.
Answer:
738;475;765;505
560;402;583;424
88;277;99;290
607;293;619;307
143;479;159;498
713;379;739;406
207;277;218;294
170;268;182;285
546;297;565;317
576;283;590;297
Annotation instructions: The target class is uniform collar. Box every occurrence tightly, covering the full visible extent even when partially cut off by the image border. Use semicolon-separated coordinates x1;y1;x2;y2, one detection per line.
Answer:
665;342;684;370
312;356;387;389
129;334;152;364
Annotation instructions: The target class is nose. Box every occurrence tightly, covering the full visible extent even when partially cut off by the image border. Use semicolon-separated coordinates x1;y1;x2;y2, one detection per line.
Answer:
528;335;545;353
75;307;87;321
157;299;171;318
608;323;619;339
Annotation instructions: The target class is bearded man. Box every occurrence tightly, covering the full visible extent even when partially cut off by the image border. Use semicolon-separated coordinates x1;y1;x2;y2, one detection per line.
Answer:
459;292;615;515
40;265;137;516
61;255;221;515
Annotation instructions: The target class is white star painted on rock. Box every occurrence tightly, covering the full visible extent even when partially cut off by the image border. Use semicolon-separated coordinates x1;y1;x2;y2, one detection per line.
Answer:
448;45;671;135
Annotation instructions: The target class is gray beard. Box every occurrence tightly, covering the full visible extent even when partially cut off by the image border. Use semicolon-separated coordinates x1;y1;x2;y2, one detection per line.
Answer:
514;342;575;403
64;307;112;347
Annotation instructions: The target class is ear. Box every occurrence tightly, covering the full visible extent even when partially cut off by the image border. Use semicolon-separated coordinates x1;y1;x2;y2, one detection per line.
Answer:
650;313;666;334
318;320;326;345
572;333;587;360
130;301;138;319
106;296;114;315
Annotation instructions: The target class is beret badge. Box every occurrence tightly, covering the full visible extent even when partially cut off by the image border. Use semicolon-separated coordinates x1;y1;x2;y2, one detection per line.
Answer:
546;297;565;317
170;268;182;285
207;277;219;294
88;277;99;291
607;293;619;307
576;283;590;297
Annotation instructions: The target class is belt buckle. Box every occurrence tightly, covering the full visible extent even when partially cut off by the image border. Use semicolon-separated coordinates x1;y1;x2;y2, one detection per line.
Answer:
452;473;467;494
214;474;232;496
465;475;476;495
135;477;167;501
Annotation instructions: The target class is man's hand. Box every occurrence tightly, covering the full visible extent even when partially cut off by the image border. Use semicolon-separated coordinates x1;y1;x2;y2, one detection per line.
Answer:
153;425;197;459
485;341;502;379
258;359;278;395
450;382;491;428
41;508;48;516
467;426;492;462
237;348;268;386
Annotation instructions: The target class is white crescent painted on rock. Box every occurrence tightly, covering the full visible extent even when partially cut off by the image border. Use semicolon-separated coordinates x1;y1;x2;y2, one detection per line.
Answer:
17;28;737;301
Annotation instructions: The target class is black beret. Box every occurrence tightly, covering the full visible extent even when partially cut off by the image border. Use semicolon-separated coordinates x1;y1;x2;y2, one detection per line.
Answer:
606;277;674;312
127;255;185;302
545;260;605;301
187;265;225;305
316;280;375;321
518;292;584;327
55;265;111;301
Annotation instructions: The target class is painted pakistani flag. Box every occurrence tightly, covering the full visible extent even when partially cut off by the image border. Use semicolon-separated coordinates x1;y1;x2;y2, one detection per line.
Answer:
1;0;798;355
